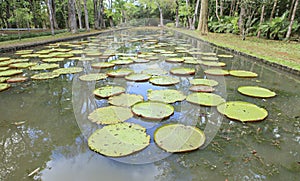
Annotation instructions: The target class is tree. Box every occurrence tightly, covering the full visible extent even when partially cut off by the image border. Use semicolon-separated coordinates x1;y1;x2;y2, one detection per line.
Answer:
286;0;299;39
68;0;78;33
46;0;55;35
75;0;83;29
83;0;90;31
198;0;209;35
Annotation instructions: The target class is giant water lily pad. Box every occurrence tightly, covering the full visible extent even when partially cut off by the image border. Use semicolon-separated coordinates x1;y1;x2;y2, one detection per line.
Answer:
108;93;144;107
88;122;150;157
217;101;268;122
125;73;151;82
9;62;37;69
170;67;196;75
201;57;219;61
53;67;83;74
165;57;184;63
0;77;9;83
0;60;13;67
30;63;59;70
0;69;23;77
238;86;276;98
93;86;125;98
132;101;174;120
42;58;65;63
189;79;219;86
186;92;225;106
88;106;133;124
229;70;258;78
142;68;167;76
92;62;115;69
133;58;150;63
79;73;108;81
0;67;10;71
31;72;60;80
110;59;133;65
204;69;229;76
107;69;134;77
0;57;11;62
0;83;10;91
148;89;186;103
154;124;205;153
149;76;180;86
7;76;28;83
189;85;215;92
201;61;226;67
217;54;233;58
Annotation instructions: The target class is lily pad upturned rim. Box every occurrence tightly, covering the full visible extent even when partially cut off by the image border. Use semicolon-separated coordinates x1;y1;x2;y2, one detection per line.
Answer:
93;85;126;98
237;86;276;98
229;70;258;78
154;123;206;153
131;101;174;120
186;92;225;106
204;69;230;76
189;79;219;87
0;69;23;77
88;122;150;157
7;77;28;83
0;83;11;91
217;101;268;122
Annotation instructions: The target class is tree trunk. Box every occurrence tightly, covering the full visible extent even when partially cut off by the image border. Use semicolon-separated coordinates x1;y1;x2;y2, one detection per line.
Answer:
75;0;83;29
158;6;164;26
185;0;193;29
239;3;246;40
257;4;265;38
47;0;55;35
83;0;90;31
215;0;220;21
99;0;104;28
5;0;11;28
175;0;180;27
229;0;236;16
51;0;59;29
270;0;278;21
286;0;298;39
68;0;78;33
192;0;200;29
288;0;296;20
197;0;209;35
93;0;99;29
220;0;224;16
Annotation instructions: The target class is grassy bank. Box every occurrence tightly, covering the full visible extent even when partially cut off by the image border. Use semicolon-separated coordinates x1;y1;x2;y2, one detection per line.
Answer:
173;28;300;71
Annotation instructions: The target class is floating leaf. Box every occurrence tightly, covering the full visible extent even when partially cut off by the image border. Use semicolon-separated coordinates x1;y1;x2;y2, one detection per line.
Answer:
0;60;13;67
238;86;276;98
132;101;174;120
92;62;115;69
189;79;219;86
229;70;258;78
202;52;217;56
11;58;29;63
79;73;108;81
0;77;9;83
145;56;159;61
77;57;95;61
31;72;60;80
86;52;102;56
125;73;151;82
149;76;180;86
88;106;133;124
9;62;37;69
88;122;150;157
7;77;28;83
133;58;150;63
93;85;125;98
201;61;226;67
165;57;184;63
201;57;219;61
107;68;134;77
30;63;59;70
142;68;167;76
0;57;10;62
204;69;229;76
110;59;133;65
154;124;205;153
108;93;144;107
217;54;233;58
0;67;10;71
217;101;268;122
148;89;186;103
170;67;195;75
186;92;225;106
55;53;74;58
53;67;83;74
189;85;215;92
0;83;10;91
0;69;23;77
42;58;65;63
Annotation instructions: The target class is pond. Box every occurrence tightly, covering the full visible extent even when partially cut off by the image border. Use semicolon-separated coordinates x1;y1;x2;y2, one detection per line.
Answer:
0;27;299;181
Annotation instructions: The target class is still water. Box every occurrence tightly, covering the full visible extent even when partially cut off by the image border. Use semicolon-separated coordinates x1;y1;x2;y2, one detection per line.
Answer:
0;28;299;181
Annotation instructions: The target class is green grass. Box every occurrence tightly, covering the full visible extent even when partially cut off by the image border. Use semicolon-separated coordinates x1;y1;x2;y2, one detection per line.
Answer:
172;28;300;71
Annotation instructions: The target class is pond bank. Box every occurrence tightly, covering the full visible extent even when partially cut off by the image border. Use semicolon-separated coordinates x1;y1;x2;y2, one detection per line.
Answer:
170;28;300;75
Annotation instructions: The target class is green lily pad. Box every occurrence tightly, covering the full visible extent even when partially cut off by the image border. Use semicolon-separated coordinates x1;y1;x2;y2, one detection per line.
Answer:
107;68;134;77
217;101;268;122
217;54;234;58
36;49;54;54
154;124;205;153
0;77;9;83
189;79;219;86
53;67;83;74
132;101;174;120
201;61;226;67
229;70;258;78
170;67;196;75
149;76;180;86
31;72;60;80
108;93;144;107
145;56;159;61
93;86;125;98
11;58;29;63
110;59;133;65
86;52;102;56
238;86;276;98
88;122;150;157
42;58;65;63
189;85;215;92
7;76;28;83
0;60;13;67
165;57;184;63
0;83;10;91
0;57;10;62
55;53;74;58
201;57;219;61
21;53;39;58
133;58;150;63
183;57;199;64
125;73;151;82
0;67;10;71
30;63;59;70
142;68;168;76
162;53;178;57
148;89;186;103
88;106;133;124
0;69;23;77
204;69;229;76
186;92;225;106
77;57;95;61
9;62;37;69
92;62;115;69
202;52;217;56
79;73;108;81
